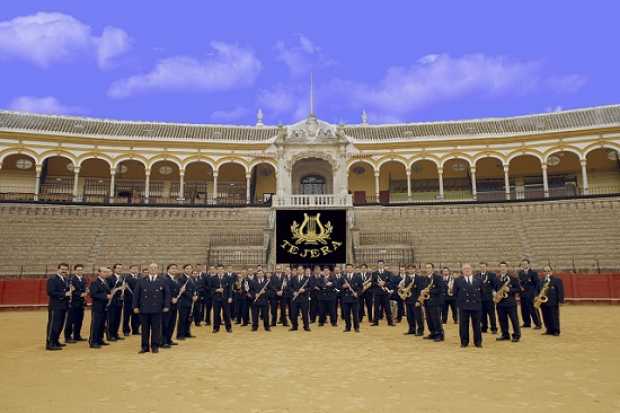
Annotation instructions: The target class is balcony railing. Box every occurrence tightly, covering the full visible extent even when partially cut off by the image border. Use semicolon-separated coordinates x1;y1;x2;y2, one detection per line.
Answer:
272;194;353;208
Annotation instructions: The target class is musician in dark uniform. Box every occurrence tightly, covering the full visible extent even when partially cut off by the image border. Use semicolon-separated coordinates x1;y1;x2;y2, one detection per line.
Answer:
318;267;338;327
202;266;216;326
282;267;293;326
105;263;125;341
226;265;237;321
441;267;458;324
401;264;424;336
309;265;321;323
495;262;522;342
191;269;205;326
539;265;565;336
161;264;180;347
122;264;140;336
518;259;542;329
477;262;498;334
132;263;171;353
289;266;312;332
269;265;286;326
390;266;405;323
339;263;362;332
88;266;112;348
45;263;71;350
176;264;198;340
249;270;271;331
64;264;88;343
210;264;233;333
236;269;251;326
333;266;344;319
358;264;373;322
423;263;445;342
453;264;484;348
372;260;395;326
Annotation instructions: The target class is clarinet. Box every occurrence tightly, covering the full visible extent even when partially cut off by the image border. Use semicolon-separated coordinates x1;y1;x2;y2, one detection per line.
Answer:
292;277;310;301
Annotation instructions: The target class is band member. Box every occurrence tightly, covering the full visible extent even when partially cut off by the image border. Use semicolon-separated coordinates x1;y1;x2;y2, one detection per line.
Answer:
318;267;338;327
162;264;180;347
289;266;312;332
283;267;293;326
477;262;498;334
423;263;445;342
268;265;285;326
539;265;564;336
132;263;171;354
333;266;344;318
518;259;542;329
236;269;250;326
202;266;216;326
246;268;256;326
249;270;271;331
89;266;112;348
64;264;88;343
226;265;237;320
105;263;125;341
358;264;373;322
389;266;405;323
191;270;204;326
177;264;198;340
401;264;425;336
441;267;458;324
453;264;483;348
210;264;233;333
46;263;71;350
122;265;140;336
339;263;361;332
309;265;321;323
495;262;522;342
372;260;395;326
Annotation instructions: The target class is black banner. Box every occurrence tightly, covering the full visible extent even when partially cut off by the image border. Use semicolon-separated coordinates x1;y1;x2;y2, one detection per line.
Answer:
276;209;347;265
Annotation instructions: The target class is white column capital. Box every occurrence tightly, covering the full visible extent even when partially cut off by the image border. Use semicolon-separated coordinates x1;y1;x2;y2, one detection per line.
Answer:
245;173;252;180
437;167;444;175
145;168;151;176
35;164;43;174
213;172;219;178
405;168;411;176
73;166;81;174
470;166;477;174
541;163;548;170
374;171;380;178
503;164;510;173
580;158;588;167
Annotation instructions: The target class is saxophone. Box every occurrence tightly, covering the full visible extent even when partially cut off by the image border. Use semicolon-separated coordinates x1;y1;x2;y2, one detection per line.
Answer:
494;276;511;304
534;279;551;309
416;277;434;307
398;276;416;301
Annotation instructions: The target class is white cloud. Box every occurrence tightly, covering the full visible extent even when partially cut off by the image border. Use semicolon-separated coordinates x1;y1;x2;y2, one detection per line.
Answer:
209;106;249;122
275;34;334;78
7;96;82;114
547;74;588;94
108;42;261;98
0;12;130;69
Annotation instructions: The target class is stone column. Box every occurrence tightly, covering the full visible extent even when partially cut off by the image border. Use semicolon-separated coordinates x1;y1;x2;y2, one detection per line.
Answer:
542;163;549;198
438;167;444;200
144;169;151;204
580;158;589;195
72;166;81;202
374;171;380;202
178;171;185;201
212;172;218;203
406;168;412;201
503;164;511;200
109;169;116;203
246;173;251;204
470;166;477;200
34;164;42;201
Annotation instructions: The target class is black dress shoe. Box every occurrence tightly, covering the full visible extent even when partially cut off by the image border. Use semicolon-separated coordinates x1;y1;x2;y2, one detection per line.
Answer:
251;327;258;331
138;349;149;354
152;348;159;353
109;337;118;342
170;341;179;345
75;337;87;342
552;332;560;336
534;325;542;330
115;336;124;340
354;328;360;333
89;344;101;349
123;333;130;337
423;335;434;340
100;341;110;346
65;339;77;344
265;328;271;332
303;327;311;332
461;344;468;348
511;337;520;343
433;337;443;342
475;344;483;348
289;327;298;331
542;331;552;335
46;345;62;351
132;332;141;336
161;344;171;349
491;330;498;335
404;332;415;335
212;329;219;333
226;328;232;333
521;324;531;328
496;336;510;341
415;332;424;336
186;335;196;338
370;322;379;326
388;322;396;327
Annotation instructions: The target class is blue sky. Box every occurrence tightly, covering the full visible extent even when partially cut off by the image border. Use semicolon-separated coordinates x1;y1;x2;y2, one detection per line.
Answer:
0;1;618;125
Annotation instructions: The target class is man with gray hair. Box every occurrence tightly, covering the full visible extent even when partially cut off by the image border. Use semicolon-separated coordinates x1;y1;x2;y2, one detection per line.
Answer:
132;263;170;354
453;263;484;348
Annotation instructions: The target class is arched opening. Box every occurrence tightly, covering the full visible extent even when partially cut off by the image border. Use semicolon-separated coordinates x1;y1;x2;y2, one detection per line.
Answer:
0;154;37;200
184;161;214;204
250;162;276;204
475;157;506;201
40;155;74;201
150;160;180;204
115;160;146;204
508;155;543;199
379;161;407;203
80;158;111;202
291;157;333;195
410;159;439;201
217;162;246;204
442;158;472;200
545;151;580;197
348;161;375;205
585;148;620;194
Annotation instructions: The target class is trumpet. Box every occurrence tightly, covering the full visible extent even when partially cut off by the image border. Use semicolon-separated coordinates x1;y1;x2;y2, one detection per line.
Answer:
534;279;551;309
416;277;433;307
494;277;511;304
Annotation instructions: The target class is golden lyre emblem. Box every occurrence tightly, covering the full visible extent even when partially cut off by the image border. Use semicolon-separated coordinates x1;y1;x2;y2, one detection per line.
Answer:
290;213;333;245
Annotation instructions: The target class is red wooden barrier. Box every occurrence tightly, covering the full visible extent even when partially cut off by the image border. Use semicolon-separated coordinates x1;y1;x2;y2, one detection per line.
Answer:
0;273;619;307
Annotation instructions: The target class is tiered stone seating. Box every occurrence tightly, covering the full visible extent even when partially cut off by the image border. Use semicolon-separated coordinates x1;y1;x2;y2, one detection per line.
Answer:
353;197;620;271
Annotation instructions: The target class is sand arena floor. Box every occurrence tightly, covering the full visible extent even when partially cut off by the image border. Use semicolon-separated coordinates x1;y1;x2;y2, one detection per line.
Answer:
0;306;619;413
